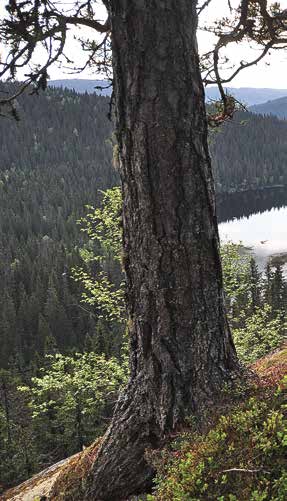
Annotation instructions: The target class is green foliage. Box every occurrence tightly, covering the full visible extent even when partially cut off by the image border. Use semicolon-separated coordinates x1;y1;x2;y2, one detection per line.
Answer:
72;268;125;323
149;381;287;501
233;305;285;364
72;187;125;341
221;242;252;310
0;349;129;488
221;242;286;364
79;188;122;263
19;352;128;455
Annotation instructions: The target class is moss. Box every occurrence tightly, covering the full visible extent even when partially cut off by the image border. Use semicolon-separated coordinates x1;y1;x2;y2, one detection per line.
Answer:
49;439;101;500
147;347;287;501
8;347;285;501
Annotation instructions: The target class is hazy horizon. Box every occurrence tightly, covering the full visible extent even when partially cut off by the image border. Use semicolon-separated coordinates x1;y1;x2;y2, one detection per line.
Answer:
1;1;287;88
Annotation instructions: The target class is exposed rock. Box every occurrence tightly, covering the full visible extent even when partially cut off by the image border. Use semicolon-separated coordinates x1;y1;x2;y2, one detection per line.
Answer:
2;454;80;501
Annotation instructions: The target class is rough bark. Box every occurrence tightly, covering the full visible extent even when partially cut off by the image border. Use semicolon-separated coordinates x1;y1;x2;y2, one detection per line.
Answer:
85;1;240;499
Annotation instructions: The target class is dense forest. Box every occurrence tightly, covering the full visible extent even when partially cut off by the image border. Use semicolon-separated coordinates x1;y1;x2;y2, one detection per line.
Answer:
0;84;119;369
1;84;287;368
210;111;287;192
0;84;287;493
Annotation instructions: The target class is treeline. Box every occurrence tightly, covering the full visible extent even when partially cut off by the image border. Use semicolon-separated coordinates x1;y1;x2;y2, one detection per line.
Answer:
210;110;287;192
0;197;286;490
0;84;116;369
1;84;287;371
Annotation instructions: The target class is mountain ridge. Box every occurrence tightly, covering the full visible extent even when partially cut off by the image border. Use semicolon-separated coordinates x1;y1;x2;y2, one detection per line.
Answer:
250;95;287;119
48;79;287;106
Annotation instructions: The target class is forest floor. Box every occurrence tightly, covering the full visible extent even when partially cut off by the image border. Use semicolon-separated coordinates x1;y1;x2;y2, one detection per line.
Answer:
3;344;286;501
2;454;80;500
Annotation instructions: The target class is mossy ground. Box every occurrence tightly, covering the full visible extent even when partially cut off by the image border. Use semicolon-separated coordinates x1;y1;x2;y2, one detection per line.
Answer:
49;439;102;500
4;346;286;501
147;345;287;501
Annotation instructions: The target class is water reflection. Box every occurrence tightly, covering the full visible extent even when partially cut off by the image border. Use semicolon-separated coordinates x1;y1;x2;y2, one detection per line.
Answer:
217;187;287;272
217;187;287;223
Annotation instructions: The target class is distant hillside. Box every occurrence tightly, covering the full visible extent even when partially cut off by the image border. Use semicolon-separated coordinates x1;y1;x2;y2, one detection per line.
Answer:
48;79;111;96
0;83;116;368
48;79;287;105
206;87;287;106
210;111;287;192
250;95;287;119
1;83;287;368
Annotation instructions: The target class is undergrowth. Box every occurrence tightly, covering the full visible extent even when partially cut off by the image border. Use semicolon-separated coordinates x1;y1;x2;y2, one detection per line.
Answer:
147;349;287;501
48;348;287;501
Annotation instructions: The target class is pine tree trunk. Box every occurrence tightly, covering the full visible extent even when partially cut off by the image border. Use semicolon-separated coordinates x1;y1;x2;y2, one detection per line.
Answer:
86;1;240;499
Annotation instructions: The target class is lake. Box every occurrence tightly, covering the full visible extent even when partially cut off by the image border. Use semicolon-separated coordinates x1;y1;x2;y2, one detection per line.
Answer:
217;187;287;274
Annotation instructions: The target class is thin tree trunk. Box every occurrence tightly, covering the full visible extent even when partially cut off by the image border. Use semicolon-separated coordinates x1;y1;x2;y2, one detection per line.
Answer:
85;1;240;499
75;399;84;452
1;377;12;447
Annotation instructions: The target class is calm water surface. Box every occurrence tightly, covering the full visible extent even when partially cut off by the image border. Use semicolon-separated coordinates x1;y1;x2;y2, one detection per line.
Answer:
217;187;287;272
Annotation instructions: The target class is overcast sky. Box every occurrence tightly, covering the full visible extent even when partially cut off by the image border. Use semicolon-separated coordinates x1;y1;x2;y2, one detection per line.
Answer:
199;0;287;88
1;0;287;88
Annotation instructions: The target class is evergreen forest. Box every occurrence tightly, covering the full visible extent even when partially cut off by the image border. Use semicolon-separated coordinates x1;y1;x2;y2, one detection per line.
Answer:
211;111;287;192
1;85;287;368
0;84;118;370
0;84;286;494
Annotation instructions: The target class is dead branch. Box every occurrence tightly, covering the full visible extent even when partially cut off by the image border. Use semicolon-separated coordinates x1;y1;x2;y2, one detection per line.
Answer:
221;468;271;474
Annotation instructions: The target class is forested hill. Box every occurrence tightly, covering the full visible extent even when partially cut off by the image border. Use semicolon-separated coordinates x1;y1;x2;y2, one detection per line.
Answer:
0;83;113;174
210;110;287;192
250;95;287;119
0;84;116;368
1;84;287;369
48;79;287;106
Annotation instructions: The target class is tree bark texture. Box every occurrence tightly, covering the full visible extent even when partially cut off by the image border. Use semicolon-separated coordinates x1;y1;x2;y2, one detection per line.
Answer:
86;1;239;499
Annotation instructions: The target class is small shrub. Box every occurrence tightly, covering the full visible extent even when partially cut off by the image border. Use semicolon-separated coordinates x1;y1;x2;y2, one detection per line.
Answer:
149;378;287;501
233;305;284;364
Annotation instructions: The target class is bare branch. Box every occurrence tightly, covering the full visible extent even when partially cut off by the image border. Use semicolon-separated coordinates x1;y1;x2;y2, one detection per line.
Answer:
197;0;213;15
221;468;271;474
207;42;273;86
204;0;287;125
44;12;110;33
0;1;111;110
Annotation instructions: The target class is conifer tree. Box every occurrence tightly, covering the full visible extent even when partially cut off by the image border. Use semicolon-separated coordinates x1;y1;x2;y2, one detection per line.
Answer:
1;1;287;498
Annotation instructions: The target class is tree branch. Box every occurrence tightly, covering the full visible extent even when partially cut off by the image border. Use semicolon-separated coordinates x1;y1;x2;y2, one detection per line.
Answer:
44;12;111;33
197;0;214;15
204;0;287;125
221;468;271;474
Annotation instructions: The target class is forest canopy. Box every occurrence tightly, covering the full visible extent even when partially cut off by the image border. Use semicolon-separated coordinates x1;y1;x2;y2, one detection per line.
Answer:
1;1;287;500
